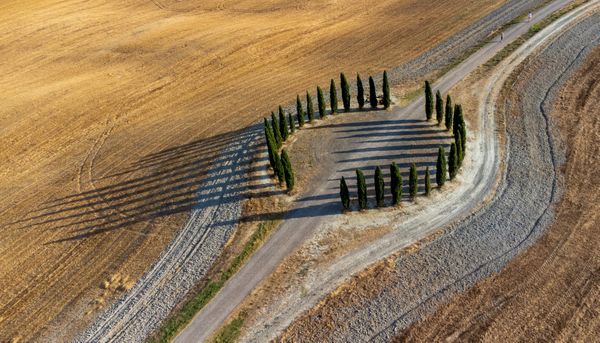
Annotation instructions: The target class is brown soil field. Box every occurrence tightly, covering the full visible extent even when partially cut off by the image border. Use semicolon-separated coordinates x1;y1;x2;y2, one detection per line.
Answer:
397;46;600;342
0;0;506;340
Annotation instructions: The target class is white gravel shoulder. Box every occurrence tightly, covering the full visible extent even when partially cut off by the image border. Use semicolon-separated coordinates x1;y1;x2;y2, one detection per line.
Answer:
74;128;261;342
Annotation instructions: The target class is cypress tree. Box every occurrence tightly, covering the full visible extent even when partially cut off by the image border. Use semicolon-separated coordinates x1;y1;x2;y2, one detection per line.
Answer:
274;150;285;184
424;167;431;196
435;90;444;125
356;169;367;210
445;95;453;131
455;130;463;167
279;106;289;141
383;70;391;109
271;111;282;148
340;176;350;210
306;92;315;123
453;104;463;137
264;119;276;170
425;80;434;121
449;142;458;180
288;112;295;134
436;146;447;187
330;79;338;114
296;95;305;127
357;73;365;109
374;166;384;207
409;163;418;199
317;86;326;118
369;76;377;108
390;162;402;205
341;72;351;112
281;149;295;191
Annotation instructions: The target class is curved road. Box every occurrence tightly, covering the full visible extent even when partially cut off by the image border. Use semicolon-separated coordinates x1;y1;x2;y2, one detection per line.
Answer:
175;0;589;341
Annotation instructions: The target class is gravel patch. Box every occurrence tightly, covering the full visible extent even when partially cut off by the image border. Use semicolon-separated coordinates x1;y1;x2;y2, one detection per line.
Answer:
74;127;261;342
282;9;600;343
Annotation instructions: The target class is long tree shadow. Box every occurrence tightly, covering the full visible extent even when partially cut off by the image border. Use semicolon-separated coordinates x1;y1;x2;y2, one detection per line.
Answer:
17;109;454;243
13;123;284;243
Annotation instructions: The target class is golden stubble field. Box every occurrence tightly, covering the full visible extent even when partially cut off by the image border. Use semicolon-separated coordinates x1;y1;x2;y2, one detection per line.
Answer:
0;0;505;340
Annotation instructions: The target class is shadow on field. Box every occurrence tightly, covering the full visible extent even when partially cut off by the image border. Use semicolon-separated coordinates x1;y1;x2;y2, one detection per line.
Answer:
14;114;453;242
13;124;284;243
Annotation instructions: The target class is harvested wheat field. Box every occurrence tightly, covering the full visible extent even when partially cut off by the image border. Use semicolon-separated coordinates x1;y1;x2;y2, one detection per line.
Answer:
0;0;508;340
398;41;600;342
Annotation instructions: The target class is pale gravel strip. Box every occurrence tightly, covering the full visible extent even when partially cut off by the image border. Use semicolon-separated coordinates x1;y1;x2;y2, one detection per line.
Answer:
74;127;261;343
281;4;600;342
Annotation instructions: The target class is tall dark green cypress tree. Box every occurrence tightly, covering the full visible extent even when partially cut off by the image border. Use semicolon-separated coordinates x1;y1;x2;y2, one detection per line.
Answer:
264;118;276;167
306;91;315;123
374;166;384;207
445;95;453;131
449;142;458;180
340;176;350;210
317;86;326;118
330;79;338;114
425;80;434;121
356;169;367;210
279;106;289;141
383;70;391;109
274;150;285;184
424;167;431;196
436;146;447;187
296;95;305;127
409;163;418;199
281;149;295;191
357;73;365;109
271;111;282;148
341;73;351;112
455;130;463;167
288;112;295;134
369;76;377;109
390;162;402;205
453;104;462;137
435;90;444;125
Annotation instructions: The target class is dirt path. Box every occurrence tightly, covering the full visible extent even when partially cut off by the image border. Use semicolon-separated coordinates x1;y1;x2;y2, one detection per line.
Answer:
174;1;591;341
398;15;600;343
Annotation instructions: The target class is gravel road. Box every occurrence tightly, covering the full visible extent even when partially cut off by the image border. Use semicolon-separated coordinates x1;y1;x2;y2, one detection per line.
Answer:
75;0;562;341
176;1;589;342
283;4;600;342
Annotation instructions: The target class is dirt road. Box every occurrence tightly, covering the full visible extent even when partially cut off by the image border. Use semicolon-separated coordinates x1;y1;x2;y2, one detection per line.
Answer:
398;14;600;343
175;1;588;341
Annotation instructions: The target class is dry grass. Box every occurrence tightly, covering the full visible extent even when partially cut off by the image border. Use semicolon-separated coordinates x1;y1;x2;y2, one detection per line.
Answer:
0;0;506;340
